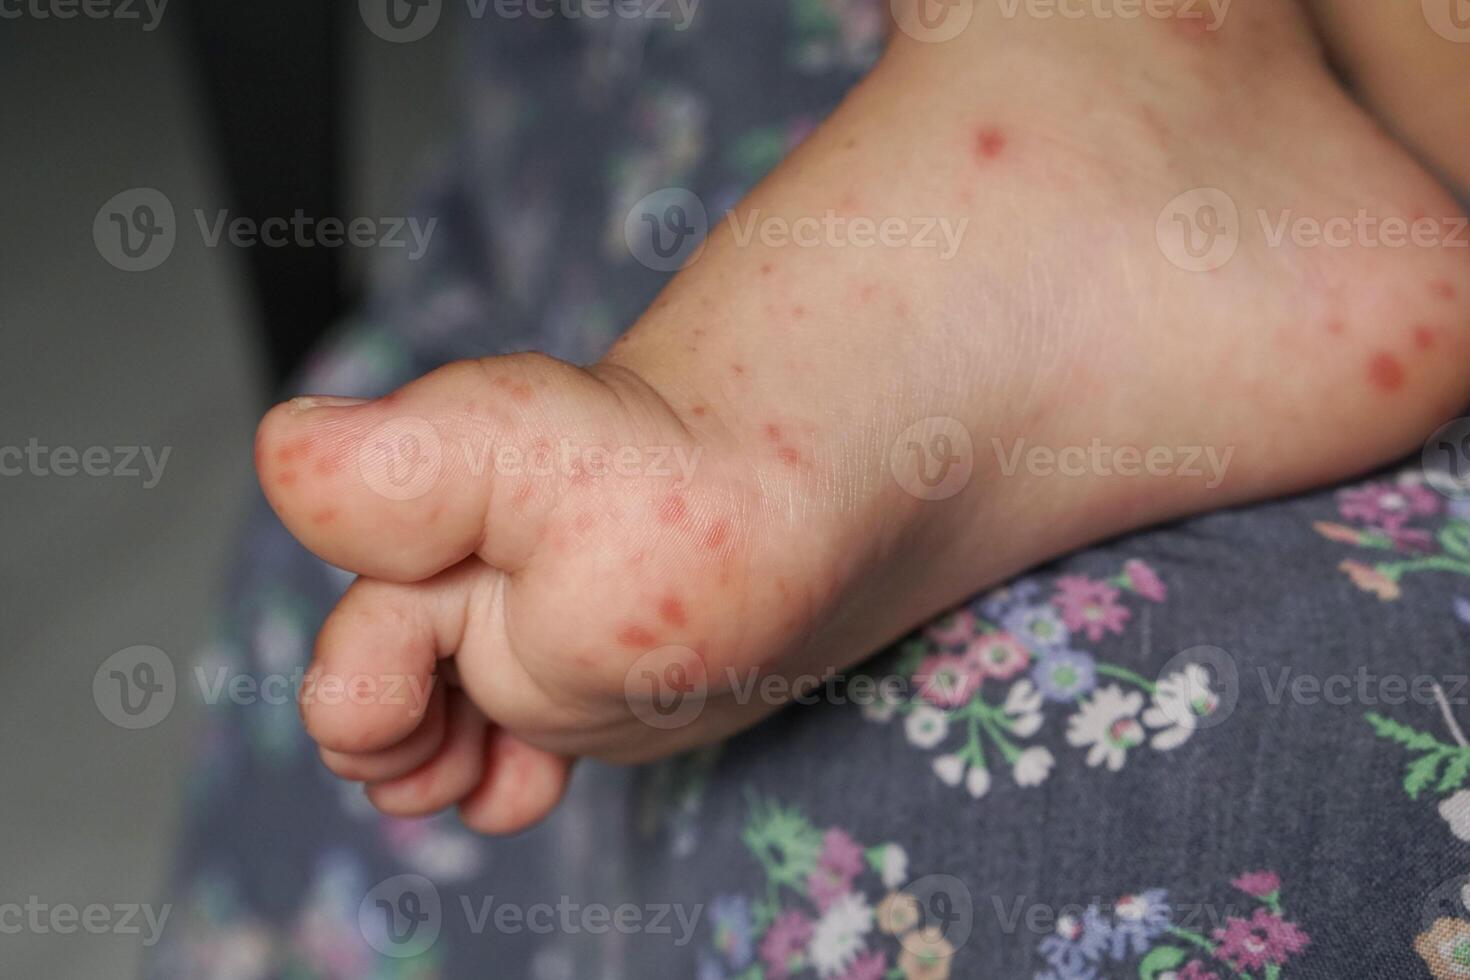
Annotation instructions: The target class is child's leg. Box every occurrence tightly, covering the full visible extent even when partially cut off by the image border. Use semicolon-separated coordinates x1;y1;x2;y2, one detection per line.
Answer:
258;0;1470;834
1303;0;1470;193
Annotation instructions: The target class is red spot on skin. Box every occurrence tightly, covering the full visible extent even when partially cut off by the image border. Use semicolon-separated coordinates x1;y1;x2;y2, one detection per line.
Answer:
617;626;657;649
792;305;807;319
859;284;878;303
838;192;859;212
1326;320;1346;336
658;595;687;627
1368;353;1407;392
763;423;782;442
276;438;311;464
491;377;534;403
777;447;801;466
277;470;298;487
513;482;533;506
703;520;730;551
311;508;338;526
658;495;688;525
1431;280;1457;300
895;301;909;318
1415;326;1437;351
628;550;646;567
312;456;342;477
731;364;747;376
691;404;709;417
759;263;773;276
975;128;1006;162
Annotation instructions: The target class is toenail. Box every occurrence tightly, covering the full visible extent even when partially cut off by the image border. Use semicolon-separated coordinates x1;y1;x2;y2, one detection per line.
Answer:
290;395;369;413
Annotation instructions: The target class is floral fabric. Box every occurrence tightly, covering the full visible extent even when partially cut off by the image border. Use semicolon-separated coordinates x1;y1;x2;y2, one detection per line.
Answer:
152;4;1470;978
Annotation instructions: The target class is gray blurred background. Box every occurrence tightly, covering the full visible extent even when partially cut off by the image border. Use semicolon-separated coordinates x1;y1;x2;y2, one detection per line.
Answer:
0;11;459;978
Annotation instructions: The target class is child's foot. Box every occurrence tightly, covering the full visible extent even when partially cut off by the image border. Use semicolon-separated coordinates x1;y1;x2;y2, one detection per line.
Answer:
257;0;1470;834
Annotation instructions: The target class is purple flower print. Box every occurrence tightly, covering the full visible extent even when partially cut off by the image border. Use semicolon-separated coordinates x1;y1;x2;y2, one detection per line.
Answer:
1108;889;1171;959
1002;603;1073;654
1031;650;1099;702
1178;962;1221;980
710;895;754;969
915;653;982;709
976;577;1043;621
1338;481;1441;526
807;829;866;912
1231;870;1280;900
761;910;815;980
1039;906;1112;975
1212;908;1310;971
1054;576;1132;641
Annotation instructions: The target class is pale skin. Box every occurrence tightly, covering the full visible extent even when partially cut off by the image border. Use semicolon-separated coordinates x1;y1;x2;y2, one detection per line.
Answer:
255;0;1470;835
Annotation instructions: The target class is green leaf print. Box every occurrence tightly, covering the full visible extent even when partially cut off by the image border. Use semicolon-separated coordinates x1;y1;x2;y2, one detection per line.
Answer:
1138;944;1189;979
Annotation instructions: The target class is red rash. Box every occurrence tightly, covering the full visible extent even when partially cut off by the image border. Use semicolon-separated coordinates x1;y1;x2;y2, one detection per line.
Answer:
1431;280;1457;300
975;128;1006;162
1414;326;1437;351
1368;353;1406;393
617;625;657;649
691;405;709;417
759;263;773;276
703;520;730;551
777;447;801;466
658;595;688;627
311;508;338;526
277;471;298;487
1326;321;1345;337
276;438;311;464
658;495;688;525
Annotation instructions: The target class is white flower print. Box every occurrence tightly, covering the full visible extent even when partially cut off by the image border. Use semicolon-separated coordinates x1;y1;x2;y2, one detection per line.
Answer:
905;705;950;749
1439;790;1470;842
932;753;966;787
1013;746;1055;787
1142;663;1220;751
1067;685;1146;771
1003;678;1045;738
965;764;992;799
879;845;910;890
809;892;873;978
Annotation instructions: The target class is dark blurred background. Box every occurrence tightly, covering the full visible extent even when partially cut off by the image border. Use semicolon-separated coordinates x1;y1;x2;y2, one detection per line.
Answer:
0;5;462;976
